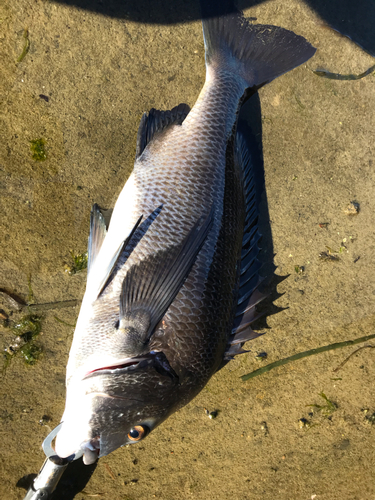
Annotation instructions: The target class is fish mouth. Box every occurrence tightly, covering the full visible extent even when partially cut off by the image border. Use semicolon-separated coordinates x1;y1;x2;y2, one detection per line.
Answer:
81;437;101;465
82;357;150;380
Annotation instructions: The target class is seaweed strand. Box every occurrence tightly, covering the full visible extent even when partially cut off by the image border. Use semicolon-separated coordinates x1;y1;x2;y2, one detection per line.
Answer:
313;64;375;81
241;333;375;381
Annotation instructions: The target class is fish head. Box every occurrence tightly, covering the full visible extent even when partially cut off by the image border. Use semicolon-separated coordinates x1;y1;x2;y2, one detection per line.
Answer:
55;352;179;464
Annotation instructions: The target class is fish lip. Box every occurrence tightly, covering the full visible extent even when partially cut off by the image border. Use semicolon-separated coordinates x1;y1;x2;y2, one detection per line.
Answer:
82;357;150;380
81;437;101;464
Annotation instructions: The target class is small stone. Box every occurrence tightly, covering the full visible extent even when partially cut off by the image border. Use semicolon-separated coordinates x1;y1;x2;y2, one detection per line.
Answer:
260;421;269;435
255;352;267;362
0;309;9;320
39;415;52;425
124;478;139;486
294;265;304;274
298;418;310;429
344;201;360;215
319;251;340;262
204;408;218;419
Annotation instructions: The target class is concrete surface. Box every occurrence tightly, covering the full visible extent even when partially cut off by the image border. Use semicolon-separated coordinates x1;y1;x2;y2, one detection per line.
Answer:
0;0;374;498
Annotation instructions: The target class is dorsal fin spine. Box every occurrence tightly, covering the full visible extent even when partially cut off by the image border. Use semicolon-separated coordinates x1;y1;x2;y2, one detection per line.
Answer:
136;103;190;159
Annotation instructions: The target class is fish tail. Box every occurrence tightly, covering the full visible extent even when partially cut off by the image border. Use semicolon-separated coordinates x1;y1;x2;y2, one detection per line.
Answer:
201;2;316;88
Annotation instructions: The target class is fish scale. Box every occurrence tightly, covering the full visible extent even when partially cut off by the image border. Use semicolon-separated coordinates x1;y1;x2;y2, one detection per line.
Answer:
67;72;245;382
54;4;315;465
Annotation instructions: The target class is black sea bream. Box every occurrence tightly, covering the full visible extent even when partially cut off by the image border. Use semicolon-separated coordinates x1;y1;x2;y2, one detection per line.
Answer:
55;5;316;464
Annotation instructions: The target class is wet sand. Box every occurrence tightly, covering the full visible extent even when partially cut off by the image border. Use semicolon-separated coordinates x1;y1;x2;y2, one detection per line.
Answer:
0;0;374;499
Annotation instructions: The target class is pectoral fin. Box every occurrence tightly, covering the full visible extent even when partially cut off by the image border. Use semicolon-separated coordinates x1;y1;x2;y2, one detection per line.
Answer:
119;208;214;348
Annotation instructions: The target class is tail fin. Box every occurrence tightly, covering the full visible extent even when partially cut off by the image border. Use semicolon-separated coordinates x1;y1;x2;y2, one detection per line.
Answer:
202;6;316;88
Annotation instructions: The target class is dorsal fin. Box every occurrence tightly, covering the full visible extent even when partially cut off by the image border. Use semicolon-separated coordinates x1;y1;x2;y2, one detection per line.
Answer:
88;204;107;276
135;103;190;159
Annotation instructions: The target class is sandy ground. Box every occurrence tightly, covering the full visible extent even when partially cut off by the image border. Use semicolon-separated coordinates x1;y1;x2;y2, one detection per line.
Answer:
0;0;374;499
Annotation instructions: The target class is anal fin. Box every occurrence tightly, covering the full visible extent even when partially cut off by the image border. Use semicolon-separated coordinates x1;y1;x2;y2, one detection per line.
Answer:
225;129;267;359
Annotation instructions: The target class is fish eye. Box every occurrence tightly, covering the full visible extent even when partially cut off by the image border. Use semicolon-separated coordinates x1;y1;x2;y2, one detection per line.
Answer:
127;425;147;441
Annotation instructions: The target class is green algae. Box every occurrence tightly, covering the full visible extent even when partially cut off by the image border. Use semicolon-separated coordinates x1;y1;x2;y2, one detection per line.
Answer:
54;315;76;328
307;392;337;417
313;63;375;80
19;342;43;365
2;313;44;372
65;251;88;275
241;332;375;381
30;138;47;161
17;28;30;63
12;313;43;366
12;313;42;339
294;94;305;109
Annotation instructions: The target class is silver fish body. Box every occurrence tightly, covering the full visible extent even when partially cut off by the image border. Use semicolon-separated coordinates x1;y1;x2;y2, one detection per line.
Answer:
55;6;315;464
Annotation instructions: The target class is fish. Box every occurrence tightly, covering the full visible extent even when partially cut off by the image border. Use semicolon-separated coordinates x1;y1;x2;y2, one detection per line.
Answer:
54;2;316;465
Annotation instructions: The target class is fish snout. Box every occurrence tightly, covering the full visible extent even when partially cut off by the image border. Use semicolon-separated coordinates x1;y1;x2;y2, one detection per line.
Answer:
54;415;100;464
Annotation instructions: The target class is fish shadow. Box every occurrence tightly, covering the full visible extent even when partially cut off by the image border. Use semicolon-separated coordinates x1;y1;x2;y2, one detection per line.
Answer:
302;0;375;56
53;0;375;56
16;459;96;500
50;459;97;500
